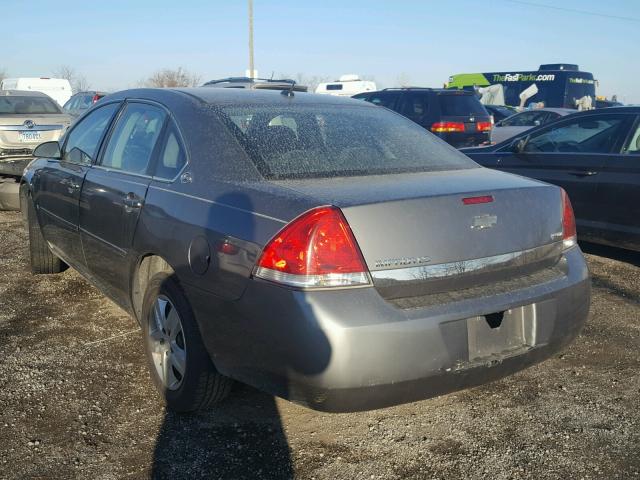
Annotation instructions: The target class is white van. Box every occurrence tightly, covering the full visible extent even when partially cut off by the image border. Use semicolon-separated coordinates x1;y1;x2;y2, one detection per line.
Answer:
315;74;377;97
0;78;72;106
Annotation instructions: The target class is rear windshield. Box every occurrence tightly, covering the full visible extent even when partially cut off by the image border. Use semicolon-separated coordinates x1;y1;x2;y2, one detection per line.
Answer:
0;96;62;114
218;104;477;179
438;94;487;116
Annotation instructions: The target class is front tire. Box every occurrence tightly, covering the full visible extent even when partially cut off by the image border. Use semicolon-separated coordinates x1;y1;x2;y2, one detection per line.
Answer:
25;194;67;274
142;273;232;412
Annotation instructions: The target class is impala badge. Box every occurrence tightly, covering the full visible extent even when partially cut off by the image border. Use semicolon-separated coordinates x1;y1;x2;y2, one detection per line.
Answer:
472;214;497;230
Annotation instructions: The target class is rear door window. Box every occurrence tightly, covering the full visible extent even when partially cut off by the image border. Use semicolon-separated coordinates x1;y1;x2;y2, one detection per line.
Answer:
523;115;630;154
100;103;166;175
63;103;120;165
438;94;486;116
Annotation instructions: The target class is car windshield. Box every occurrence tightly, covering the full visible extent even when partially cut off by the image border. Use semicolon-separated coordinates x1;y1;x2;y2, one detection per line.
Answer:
0;96;62;114
218;104;478;179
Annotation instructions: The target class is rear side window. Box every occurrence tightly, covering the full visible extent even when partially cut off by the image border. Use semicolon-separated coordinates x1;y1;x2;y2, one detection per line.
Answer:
0;96;62;114
78;95;93;109
218;104;477;179
154;124;187;179
624;122;640;154
438;94;486;116
63;103;119;165
101;103;166;175
326;84;343;91
366;93;399;109
401;93;430;121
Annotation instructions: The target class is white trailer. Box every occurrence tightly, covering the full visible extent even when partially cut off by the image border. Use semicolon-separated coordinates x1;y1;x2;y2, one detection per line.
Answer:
0;77;72;106
315;74;377;97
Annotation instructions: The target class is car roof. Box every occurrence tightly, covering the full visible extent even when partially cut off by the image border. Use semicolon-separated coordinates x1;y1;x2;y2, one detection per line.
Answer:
74;91;109;95
512;108;575;115
377;88;473;95
0;89;50;98
106;87;379;108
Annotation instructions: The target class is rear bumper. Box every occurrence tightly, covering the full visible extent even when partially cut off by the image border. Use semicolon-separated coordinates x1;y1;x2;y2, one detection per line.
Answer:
436;131;490;148
188;246;590;412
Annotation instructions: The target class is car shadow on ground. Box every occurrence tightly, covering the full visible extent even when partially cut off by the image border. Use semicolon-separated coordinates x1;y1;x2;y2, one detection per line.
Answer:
580;241;640;267
151;384;294;479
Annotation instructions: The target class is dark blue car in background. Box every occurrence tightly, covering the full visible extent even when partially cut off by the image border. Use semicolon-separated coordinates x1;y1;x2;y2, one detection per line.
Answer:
463;106;640;251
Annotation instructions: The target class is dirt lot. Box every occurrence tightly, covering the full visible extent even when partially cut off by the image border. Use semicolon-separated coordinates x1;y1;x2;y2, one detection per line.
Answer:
0;210;638;480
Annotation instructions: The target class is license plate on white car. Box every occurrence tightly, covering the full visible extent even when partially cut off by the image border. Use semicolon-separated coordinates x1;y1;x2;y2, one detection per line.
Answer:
18;131;42;143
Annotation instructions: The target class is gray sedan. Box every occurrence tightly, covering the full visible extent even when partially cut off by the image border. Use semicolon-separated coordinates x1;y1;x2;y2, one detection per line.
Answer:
21;88;590;412
491;108;575;144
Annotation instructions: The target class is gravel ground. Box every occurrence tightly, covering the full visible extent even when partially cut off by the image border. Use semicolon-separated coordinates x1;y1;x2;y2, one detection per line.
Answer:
0;210;638;480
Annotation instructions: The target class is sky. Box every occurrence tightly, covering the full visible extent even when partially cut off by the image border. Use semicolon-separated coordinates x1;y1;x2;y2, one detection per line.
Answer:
4;0;640;103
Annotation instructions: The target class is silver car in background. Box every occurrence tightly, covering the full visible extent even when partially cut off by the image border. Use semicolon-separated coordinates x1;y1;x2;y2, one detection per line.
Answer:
0;90;71;178
491;108;574;144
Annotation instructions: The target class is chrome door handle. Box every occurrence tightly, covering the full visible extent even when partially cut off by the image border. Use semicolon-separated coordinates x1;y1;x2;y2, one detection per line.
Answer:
123;194;142;209
568;171;598;177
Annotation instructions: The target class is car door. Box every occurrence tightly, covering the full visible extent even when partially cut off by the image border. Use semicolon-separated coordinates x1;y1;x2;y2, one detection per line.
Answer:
588;115;640;248
33;102;120;267
79;101;167;306
491;113;634;235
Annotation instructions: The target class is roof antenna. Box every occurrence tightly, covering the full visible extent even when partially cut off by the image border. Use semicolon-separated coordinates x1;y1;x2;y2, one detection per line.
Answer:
281;80;296;97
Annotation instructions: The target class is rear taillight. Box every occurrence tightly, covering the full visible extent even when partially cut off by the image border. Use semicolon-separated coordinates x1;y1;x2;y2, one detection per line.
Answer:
431;121;465;133
254;206;370;288
561;189;577;249
477;121;492;132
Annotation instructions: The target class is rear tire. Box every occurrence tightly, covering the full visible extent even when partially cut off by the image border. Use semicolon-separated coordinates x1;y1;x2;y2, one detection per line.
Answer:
142;272;232;412
25;194;67;274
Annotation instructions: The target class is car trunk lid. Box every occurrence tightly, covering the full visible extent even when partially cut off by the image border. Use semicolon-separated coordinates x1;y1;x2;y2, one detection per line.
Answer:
274;168;564;299
0;114;70;155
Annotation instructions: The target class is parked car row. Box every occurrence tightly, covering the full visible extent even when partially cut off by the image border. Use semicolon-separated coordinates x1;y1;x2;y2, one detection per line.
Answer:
22;87;591;413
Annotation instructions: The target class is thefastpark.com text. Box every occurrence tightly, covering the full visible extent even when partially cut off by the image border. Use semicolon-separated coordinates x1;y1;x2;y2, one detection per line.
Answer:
492;73;556;82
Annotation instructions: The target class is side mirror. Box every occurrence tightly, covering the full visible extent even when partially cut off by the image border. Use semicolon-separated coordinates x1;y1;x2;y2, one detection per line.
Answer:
33;141;62;159
533;120;541;126
510;136;529;154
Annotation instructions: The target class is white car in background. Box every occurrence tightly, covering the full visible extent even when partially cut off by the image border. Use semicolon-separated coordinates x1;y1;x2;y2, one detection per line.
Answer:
0;78;72;107
491;108;574;144
315;74;376;97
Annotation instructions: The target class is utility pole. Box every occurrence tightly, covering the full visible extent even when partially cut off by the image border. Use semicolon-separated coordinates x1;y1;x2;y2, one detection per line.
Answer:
248;0;254;78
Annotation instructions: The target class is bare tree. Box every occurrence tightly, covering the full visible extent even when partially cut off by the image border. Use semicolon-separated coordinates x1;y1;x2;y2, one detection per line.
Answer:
141;67;201;88
52;65;92;93
53;65;75;83
278;73;332;93
73;74;91;92
0;67;7;84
